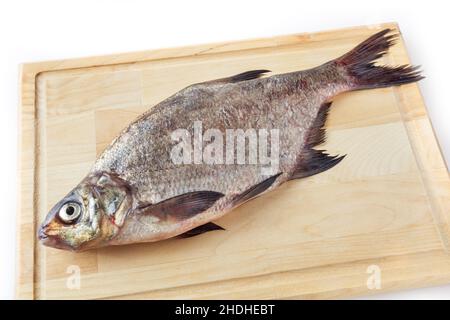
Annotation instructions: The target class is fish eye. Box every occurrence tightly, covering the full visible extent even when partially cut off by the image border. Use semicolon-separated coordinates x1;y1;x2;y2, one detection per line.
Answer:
58;202;82;223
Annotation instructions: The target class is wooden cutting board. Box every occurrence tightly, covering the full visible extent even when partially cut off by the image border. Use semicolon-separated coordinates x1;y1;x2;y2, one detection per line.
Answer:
17;22;450;299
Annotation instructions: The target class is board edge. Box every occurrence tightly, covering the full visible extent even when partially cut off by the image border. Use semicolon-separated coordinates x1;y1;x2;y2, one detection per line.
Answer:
16;64;37;299
391;25;450;252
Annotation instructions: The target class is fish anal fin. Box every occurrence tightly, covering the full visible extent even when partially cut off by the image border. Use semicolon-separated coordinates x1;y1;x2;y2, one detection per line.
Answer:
289;101;345;181
138;191;224;221
305;101;332;148
290;149;345;180
178;222;225;238
232;173;282;207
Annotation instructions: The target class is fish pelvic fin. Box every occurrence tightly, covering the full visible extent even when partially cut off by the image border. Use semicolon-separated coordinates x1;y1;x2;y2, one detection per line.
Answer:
336;28;424;90
178;222;225;238
231;173;282;208
289;101;345;181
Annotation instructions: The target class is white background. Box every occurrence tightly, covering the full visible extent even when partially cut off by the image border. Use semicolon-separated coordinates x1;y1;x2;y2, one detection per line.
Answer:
1;0;449;299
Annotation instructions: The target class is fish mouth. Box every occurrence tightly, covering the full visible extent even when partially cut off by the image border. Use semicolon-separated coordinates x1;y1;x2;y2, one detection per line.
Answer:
38;227;48;241
38;228;56;247
37;227;74;251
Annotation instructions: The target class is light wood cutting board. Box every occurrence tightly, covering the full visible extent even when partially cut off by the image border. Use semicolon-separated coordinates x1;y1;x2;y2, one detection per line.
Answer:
17;23;450;299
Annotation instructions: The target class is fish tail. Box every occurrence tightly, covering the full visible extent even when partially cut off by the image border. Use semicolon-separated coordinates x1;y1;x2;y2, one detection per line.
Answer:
336;28;424;90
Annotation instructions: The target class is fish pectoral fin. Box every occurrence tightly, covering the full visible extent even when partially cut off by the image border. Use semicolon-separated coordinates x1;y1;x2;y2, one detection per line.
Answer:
231;173;282;208
289;149;345;180
138;191;224;220
178;222;225;238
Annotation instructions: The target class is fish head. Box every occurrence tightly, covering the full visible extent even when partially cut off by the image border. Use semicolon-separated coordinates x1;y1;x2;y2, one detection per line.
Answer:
38;172;133;251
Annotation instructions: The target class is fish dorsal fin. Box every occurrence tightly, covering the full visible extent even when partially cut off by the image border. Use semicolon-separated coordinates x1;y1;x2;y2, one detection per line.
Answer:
202;69;271;86
138;191;224;221
178;222;225;238
289;101;345;180
228;70;271;83
231;173;282;208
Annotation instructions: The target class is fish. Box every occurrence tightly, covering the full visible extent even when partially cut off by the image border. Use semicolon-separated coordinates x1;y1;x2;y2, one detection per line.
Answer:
38;29;423;251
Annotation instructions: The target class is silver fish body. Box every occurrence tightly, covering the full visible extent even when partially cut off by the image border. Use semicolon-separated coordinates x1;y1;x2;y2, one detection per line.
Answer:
38;29;423;251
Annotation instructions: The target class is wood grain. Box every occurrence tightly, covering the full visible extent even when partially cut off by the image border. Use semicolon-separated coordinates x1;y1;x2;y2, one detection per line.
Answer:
17;22;450;299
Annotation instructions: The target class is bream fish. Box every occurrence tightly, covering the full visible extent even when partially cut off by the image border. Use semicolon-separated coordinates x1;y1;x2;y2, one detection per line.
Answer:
38;29;423;251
